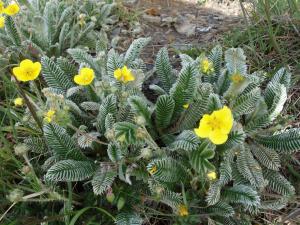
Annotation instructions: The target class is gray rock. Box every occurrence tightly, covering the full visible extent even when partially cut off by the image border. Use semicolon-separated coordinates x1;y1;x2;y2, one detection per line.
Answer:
142;14;161;24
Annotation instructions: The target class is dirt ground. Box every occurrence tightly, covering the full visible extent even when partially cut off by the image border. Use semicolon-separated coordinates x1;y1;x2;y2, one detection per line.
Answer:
121;0;245;64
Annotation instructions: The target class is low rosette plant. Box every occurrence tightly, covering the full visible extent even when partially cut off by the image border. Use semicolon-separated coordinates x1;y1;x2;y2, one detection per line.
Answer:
14;38;299;225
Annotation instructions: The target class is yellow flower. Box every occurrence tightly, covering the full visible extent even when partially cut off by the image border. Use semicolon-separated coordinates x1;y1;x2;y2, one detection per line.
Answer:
4;2;20;16
114;66;135;83
14;97;23;107
0;16;4;28
231;73;244;84
183;104;189;109
178;204;189;217
148;165;157;175
207;171;217;181
0;1;5;14
44;109;55;123
12;59;42;82
200;58;214;75
194;106;233;145
74;67;95;86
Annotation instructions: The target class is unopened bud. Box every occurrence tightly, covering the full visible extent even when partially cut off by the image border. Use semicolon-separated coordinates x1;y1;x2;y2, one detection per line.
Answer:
21;166;31;175
14;144;28;156
140;147;152;159
136;116;146;126
7;189;23;203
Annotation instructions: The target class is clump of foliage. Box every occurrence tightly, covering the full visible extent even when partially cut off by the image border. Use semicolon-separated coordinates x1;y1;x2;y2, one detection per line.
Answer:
0;0;116;63
11;38;299;224
1;1;300;225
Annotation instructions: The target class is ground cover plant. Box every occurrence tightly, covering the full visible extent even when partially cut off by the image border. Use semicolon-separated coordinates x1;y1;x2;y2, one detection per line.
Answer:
0;0;299;224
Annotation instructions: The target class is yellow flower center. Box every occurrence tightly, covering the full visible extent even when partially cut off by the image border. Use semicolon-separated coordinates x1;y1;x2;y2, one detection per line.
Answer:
194;106;233;145
178;204;189;217
149;165;157;175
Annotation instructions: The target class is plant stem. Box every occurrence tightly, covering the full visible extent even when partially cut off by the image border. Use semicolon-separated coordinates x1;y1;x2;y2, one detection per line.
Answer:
87;85;99;102
14;79;43;132
65;181;73;224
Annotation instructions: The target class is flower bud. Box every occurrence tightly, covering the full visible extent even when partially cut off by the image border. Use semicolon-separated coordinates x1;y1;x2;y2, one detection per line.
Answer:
21;165;31;175
106;192;115;203
7;189;23;203
136;127;146;139
136;116;146;126
106;129;115;140
117;197;126;211
121;92;129;98
140;147;152;159
14;144;28;156
91;16;97;22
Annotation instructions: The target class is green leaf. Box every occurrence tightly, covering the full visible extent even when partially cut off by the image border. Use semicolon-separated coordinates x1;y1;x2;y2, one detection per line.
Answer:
107;49;123;78
206;182;222;206
5;16;21;46
116;212;143;225
225;48;247;75
67;48;101;75
255;128;300;153
41;56;74;91
114;122;139;145
92;167;117;195
208;45;223;78
124;37;151;64
24;137;47;153
232;88;261;118
96;94;117;133
222;185;260;206
160;190;183;210
190;140;215;174
170;63;197;120
171;130;200;151
179;84;212;130
43;123;86;160
217;130;246;152
147;157;187;183
46;160;96;181
268;84;287;121
204;202;234;217
264;169;295;196
57;57;77;81
207;93;222;112
44;1;56;43
250;145;280;171
107;143;123;163
155;47;174;91
237;147;266;188
128;96;152;125
155;95;175;129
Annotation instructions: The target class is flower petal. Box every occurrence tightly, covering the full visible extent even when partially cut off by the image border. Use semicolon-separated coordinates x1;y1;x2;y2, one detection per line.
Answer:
20;59;33;68
114;68;122;80
13;67;28;81
74;74;82;84
209;130;228;145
